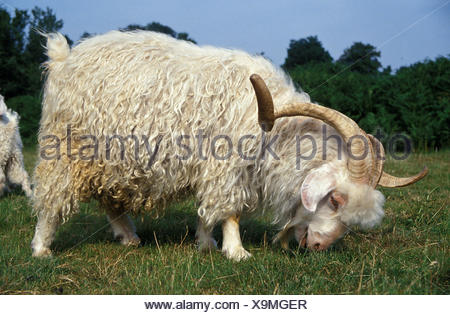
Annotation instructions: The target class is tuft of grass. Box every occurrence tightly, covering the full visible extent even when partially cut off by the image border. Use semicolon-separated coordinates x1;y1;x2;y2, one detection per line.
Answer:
0;148;448;294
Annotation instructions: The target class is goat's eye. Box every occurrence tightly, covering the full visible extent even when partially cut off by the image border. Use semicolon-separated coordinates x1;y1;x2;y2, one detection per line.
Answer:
330;195;340;211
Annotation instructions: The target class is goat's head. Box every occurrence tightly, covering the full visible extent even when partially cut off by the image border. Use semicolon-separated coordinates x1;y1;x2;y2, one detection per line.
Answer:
250;74;428;251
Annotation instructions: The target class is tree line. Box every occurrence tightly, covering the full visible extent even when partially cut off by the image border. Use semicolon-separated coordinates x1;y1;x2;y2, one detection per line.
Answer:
284;36;449;150
1;6;448;150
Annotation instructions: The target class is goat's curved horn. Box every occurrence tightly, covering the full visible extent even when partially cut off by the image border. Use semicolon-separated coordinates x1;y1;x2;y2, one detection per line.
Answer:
250;75;275;132
367;134;428;187
367;134;385;187
378;167;428;187
250;73;374;184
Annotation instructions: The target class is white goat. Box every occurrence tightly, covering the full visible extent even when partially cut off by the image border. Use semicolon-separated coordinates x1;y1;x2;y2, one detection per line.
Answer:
31;31;427;260
0;94;32;198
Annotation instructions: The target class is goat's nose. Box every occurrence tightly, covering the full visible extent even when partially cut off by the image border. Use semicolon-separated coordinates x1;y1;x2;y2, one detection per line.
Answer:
313;243;321;250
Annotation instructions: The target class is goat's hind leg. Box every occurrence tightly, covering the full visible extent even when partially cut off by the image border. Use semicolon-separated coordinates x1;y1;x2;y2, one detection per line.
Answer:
31;160;76;257
196;219;217;252
103;203;140;246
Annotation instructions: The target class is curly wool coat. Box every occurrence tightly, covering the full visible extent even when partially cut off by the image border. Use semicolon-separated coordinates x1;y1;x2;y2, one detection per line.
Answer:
0;95;32;198
31;31;386;259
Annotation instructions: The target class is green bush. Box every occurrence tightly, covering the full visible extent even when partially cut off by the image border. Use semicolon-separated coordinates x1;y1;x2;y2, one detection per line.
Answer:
6;95;41;144
289;57;450;151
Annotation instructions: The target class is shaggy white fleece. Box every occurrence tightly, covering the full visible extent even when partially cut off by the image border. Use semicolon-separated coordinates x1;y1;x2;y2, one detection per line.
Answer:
0;95;32;198
31;31;386;259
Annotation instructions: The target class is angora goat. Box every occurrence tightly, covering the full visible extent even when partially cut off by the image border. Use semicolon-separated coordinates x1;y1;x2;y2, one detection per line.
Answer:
31;31;427;260
0;94;32;198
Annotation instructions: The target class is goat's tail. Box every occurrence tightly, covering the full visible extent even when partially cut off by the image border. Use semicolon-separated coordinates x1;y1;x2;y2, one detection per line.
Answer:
43;32;70;63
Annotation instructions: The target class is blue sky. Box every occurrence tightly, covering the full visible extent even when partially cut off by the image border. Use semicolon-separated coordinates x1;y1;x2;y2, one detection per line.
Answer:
4;0;450;69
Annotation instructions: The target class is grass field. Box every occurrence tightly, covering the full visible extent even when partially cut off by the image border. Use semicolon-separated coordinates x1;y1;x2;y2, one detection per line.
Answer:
0;147;448;294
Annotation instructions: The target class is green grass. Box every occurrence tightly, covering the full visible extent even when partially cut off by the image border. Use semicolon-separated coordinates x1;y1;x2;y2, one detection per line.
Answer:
0;147;448;294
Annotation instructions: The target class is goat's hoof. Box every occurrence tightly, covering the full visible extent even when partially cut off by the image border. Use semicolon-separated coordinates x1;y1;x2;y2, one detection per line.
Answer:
198;238;218;252
120;234;141;246
222;247;252;262
32;247;52;258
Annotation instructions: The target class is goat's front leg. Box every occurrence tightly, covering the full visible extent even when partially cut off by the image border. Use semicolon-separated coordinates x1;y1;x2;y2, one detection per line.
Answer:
221;214;251;261
31;212;60;257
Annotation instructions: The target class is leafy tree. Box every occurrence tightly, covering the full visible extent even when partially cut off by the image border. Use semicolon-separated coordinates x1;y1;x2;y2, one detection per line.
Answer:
338;42;381;74
8;8;29;53
283;36;332;69
0;7;29;55
1;6;68;143
121;22;196;43
376;57;450;150
175;32;196;43
289;62;377;122
80;31;93;39
289;56;450;150
122;22;176;37
23;7;71;95
0;7;29;97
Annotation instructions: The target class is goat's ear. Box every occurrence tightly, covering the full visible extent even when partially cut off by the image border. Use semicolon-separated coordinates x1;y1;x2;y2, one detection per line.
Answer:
329;191;347;211
301;166;336;212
